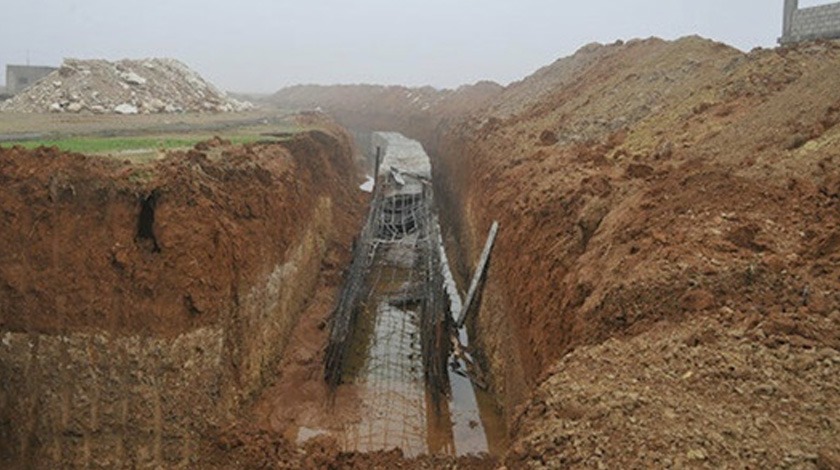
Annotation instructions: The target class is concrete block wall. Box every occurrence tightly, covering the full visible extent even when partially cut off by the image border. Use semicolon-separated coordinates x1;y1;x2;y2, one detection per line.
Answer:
781;1;840;44
6;65;57;95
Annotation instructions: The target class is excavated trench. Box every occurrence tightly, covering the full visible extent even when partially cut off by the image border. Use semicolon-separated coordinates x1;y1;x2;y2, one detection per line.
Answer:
324;132;507;457
0;121;509;467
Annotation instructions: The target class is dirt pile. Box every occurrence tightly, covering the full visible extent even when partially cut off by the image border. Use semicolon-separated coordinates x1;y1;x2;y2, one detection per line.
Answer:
203;426;496;469
270;82;503;145
0;115;366;468
429;36;840;466
0;58;252;114
507;313;840;468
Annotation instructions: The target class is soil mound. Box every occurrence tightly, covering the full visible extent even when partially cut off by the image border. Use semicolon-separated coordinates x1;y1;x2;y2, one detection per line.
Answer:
432;36;840;466
0;58;252;114
270;82;503;144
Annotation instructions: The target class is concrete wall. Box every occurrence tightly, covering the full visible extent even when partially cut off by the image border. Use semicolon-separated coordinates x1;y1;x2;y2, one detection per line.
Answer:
780;0;840;44
6;65;57;95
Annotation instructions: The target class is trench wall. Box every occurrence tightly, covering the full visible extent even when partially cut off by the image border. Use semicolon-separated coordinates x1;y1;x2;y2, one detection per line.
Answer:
429;135;531;426
0;125;361;468
0;203;332;468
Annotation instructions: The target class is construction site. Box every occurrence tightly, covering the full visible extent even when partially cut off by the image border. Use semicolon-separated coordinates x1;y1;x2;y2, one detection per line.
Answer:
1;1;840;468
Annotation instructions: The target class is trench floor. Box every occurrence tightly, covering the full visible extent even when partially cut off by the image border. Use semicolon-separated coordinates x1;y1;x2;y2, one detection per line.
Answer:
337;230;506;456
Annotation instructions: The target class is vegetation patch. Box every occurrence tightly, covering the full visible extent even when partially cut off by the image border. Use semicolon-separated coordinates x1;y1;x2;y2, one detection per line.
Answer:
0;134;278;155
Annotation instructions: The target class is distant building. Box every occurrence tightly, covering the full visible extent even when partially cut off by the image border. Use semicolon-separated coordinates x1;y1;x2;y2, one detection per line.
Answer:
5;65;57;95
780;0;840;44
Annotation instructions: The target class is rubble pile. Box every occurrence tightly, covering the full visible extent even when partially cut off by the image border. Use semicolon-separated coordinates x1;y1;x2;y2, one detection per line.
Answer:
0;58;252;114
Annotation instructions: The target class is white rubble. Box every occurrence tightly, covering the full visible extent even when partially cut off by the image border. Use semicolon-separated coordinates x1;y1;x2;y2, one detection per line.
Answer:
120;71;147;85
114;103;138;115
0;58;253;114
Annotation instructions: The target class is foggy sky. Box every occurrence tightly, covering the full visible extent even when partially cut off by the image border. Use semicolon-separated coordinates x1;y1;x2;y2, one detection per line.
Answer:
0;0;833;93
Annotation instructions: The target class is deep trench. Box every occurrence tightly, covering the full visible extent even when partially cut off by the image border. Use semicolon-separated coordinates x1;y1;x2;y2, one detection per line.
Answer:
324;132;507;457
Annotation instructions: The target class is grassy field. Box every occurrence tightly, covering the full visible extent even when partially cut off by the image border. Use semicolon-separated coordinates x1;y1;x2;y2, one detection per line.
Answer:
0;111;312;162
0;134;278;154
0;110;284;136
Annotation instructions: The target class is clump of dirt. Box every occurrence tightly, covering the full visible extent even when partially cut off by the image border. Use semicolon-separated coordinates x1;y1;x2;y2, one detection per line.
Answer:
506;312;840;468
0;58;252;114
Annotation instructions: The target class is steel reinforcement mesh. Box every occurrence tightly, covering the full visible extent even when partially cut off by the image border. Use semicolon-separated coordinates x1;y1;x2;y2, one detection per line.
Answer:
325;178;452;455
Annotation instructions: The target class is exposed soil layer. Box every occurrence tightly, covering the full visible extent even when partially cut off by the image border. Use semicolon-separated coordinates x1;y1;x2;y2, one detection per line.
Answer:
0;115;368;468
203;425;496;469
1;120;357;337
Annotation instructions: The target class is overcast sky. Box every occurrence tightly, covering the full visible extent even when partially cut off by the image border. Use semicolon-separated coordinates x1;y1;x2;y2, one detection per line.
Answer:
0;0;833;92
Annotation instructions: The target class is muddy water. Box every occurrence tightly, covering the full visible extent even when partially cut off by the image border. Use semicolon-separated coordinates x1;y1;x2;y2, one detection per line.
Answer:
338;230;506;457
438;220;508;456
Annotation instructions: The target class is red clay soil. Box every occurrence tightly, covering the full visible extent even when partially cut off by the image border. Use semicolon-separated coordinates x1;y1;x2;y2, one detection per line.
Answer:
432;37;840;466
0;121;360;338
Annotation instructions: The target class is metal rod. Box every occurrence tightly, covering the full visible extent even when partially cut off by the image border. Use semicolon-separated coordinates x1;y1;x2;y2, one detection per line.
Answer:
456;221;499;329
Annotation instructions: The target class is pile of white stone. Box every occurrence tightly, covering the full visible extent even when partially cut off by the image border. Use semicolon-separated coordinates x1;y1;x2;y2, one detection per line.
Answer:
0;58;252;114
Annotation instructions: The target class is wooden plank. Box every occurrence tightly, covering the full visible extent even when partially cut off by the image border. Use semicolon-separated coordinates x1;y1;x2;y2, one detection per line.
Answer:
456;221;499;328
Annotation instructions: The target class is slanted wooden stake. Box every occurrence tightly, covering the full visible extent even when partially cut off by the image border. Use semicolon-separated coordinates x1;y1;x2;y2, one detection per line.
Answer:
456;221;499;328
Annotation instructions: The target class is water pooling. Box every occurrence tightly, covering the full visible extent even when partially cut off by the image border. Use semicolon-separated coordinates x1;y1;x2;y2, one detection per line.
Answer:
325;132;506;457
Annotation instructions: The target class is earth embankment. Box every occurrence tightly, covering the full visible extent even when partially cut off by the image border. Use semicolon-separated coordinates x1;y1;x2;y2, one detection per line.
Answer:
436;37;840;467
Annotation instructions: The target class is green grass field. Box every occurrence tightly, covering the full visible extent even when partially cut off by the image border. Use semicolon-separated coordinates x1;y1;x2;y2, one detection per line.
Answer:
0;114;311;165
0;134;278;154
